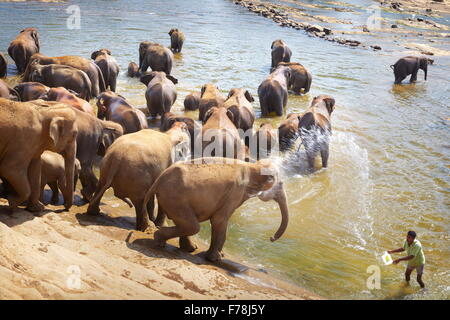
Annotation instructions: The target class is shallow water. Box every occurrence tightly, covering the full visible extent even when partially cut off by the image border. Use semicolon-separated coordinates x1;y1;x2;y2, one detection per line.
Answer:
0;0;449;299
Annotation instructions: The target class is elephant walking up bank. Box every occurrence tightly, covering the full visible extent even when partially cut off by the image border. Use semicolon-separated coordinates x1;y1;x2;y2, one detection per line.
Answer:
391;56;433;84
142;157;289;262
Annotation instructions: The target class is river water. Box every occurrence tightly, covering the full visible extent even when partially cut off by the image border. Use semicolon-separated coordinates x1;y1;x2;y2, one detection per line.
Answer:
0;0;449;300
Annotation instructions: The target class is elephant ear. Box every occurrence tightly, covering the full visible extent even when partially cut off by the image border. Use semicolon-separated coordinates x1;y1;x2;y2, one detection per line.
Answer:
169;29;175;35
324;97;336;114
91;51;101;60
98;127;118;156
31;30;40;51
49;117;65;149
226;109;235;123
271;40;276;49
140;73;155;86
244;90;254;102
166;75;178;84
204;107;217;123
200;84;207;97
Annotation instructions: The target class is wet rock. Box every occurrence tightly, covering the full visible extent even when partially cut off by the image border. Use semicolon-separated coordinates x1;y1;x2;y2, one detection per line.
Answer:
371;45;382;50
391;24;398;28
306;24;324;33
362;25;370;32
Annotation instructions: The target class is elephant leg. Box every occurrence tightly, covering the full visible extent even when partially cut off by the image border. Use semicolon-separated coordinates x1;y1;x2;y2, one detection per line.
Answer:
154;205;166;227
154;210;200;249
26;157;45;212
3;168;30;212
320;143;330;168
49;181;60;204
110;76;117;92
133;198;149;231
146;194;155;222
394;72;406;84
80;165;98;202
410;70;418;83
179;236;198;253
86;172;110;215
205;215;228;262
303;139;316;170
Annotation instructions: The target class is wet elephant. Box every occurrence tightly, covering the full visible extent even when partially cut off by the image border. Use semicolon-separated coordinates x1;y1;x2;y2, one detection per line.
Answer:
127;62;140;78
8;28;40;73
139;41;174;75
391;56;433;84
142;157;289;262
258;65;291;116
278;113;301;152
23;53;106;97
14;82;49;101
42;87;94;114
140;71;178;118
198;83;226;122
169;28;185;53
271;39;291;69
91;49;120;92
277;62;312;94
184;91;201;111
27;62;93;100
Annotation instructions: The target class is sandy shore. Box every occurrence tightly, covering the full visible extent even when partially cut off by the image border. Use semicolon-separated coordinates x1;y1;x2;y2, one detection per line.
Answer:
0;196;320;300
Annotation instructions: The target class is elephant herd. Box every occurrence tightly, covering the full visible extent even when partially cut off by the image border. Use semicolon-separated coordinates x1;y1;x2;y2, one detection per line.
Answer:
0;26;433;262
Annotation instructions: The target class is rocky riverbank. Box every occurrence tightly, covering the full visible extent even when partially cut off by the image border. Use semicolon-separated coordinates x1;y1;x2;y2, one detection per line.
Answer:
231;0;450;55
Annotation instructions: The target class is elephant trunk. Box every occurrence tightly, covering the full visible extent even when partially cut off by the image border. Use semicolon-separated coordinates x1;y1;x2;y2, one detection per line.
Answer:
61;140;77;210
269;183;289;242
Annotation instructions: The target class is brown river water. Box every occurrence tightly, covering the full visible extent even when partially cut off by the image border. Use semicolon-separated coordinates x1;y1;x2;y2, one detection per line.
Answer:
0;0;449;299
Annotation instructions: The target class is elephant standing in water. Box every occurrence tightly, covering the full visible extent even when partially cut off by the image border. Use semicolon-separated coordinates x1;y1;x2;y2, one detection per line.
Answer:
0;52;7;78
139;41;174;75
277;62;312;94
140;72;178;118
169;28;185;53
391;56;433;84
198;83;226;121
258;65;291;116
0;98;78;212
87;124;190;231
8;28;40;73
23;53;106;97
27;62;93;100
278;113;301;152
91;49;120;92
142;157;289;262
298;95;335;170
184;91;201;111
271;39;291;69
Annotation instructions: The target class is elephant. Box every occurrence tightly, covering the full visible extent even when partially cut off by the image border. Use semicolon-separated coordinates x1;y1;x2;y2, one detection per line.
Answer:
391;56;433;84
278;113;301;152
30;100;123;202
184;91;201;111
96;90;148;134
7;28;40;73
298;95;335;169
0;98;77;212
258;65;291;116
160;112;197;154
23;53;106;97
86;124;190;231
277;62;312;94
127;62;140;78
271;39;291;69
43;87;94;114
141;157;289;262
0;52;7;78
169;28;185;53
40;151;81;204
198;106;246;160
139;41;174;75
198;83;226;122
140;71;178;118
91;49;120;92
223;88;255;134
14;82;49;101
255;122;277;160
0;79;20;101
26;62;93;100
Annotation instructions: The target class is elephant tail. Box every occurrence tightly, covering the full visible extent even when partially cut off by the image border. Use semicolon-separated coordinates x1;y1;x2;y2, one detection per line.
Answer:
93;62;107;93
88;155;117;207
141;175;162;224
304;71;312;93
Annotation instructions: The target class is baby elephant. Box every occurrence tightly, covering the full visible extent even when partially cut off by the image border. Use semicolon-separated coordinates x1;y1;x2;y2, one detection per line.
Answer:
127;62;140;78
96;91;148;134
40;151;81;204
391;56;433;84
142;157;289;262
298;95;335;170
169;28;185;53
184;91;201;111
